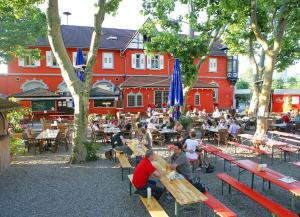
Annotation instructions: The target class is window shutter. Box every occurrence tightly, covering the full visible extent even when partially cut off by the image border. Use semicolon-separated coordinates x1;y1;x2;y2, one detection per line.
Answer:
159;55;164;69
34;59;41;67
140;54;145;69
131;54;136;68
146;56;151;69
18;58;25;67
72;52;77;66
46;51;52;67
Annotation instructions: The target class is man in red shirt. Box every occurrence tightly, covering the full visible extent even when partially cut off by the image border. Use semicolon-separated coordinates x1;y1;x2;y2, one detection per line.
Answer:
132;150;163;200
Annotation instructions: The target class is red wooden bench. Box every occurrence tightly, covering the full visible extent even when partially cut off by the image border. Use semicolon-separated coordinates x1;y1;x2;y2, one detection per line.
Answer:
228;141;271;162
278;145;300;162
203;192;237;217
216;173;298;217
213;151;236;171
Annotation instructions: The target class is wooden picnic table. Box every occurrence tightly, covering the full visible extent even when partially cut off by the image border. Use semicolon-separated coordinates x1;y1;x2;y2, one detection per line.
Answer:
36;129;59;140
126;139;148;157
152;155;207;216
238;133;253;140
235;159;300;210
103;127;121;134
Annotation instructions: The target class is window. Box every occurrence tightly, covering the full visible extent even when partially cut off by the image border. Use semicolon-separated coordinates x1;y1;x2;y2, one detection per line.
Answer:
94;99;115;108
131;54;145;69
102;52;114;69
72;51;88;66
32;100;55;111
21;80;48;92
127;92;143;107
154;91;169;108
208;58;217;72
46;51;59;67
147;55;164;70
18;56;40;67
93;81;114;91
194;93;200;105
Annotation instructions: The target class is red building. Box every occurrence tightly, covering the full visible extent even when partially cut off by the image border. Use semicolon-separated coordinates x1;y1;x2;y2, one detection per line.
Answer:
0;23;238;117
272;89;300;113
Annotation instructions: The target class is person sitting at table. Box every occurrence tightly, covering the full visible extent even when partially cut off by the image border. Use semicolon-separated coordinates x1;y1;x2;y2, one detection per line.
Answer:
202;120;210;130
92;121;100;132
147;118;158;131
281;112;291;123
112;132;133;156
217;119;227;129
293;110;300;122
212;107;221;119
174;120;183;132
183;131;200;170
228;119;240;139
169;143;193;181
132;150;163;200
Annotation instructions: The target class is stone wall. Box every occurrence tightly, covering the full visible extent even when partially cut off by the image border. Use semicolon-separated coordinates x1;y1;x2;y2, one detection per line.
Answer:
0;136;10;174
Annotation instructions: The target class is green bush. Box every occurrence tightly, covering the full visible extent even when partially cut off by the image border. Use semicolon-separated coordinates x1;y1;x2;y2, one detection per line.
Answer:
180;116;193;130
84;142;99;161
9;137;26;156
14;128;24;133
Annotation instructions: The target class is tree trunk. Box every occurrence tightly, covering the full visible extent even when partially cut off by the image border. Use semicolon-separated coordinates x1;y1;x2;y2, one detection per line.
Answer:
71;93;87;163
254;52;275;136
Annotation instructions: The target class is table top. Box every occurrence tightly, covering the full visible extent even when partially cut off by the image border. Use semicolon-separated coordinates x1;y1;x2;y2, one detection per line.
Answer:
199;143;221;153
36;130;59;140
126;139;148;156
269;130;300;140
238;134;253;140
104;127;121;134
293;162;300;167
206;127;219;133
152;156;207;205
271;123;287;127
236;160;300;196
158;129;177;134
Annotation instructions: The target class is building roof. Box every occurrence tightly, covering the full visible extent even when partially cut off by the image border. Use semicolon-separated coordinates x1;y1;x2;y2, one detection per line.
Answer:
273;89;300;95
36;25;136;50
0;98;20;112
120;76;217;89
13;88;59;98
34;25;227;55
90;87;119;98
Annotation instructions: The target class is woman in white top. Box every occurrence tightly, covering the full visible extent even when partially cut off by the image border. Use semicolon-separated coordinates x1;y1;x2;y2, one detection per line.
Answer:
184;131;200;168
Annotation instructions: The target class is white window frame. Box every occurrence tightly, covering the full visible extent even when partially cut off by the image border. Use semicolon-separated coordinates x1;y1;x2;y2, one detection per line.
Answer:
194;93;200;106
127;92;143;107
132;53;145;69
208;58;217;72
147;55;164;70
19;55;40;68
210;82;219;103
102;52;114;69
46;51;59;68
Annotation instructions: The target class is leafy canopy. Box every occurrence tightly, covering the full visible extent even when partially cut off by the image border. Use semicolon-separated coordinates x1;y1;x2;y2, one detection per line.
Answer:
141;0;234;87
0;0;46;63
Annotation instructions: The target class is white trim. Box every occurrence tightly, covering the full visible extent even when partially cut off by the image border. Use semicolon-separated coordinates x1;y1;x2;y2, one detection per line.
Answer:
92;79;115;90
15;97;64;100
273;89;300;95
126;92;144;107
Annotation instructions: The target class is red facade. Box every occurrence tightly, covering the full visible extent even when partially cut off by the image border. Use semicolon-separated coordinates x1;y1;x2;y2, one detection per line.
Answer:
0;25;235;116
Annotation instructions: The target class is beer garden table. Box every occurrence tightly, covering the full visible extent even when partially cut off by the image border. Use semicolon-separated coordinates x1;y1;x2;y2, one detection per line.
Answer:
235;159;300;210
35;129;60;153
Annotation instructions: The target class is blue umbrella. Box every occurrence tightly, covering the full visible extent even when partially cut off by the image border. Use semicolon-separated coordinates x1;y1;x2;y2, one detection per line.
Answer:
75;48;85;82
168;59;184;120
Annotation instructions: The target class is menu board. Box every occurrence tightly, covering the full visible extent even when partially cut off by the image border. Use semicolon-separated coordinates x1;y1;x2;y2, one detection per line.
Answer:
32;100;55;111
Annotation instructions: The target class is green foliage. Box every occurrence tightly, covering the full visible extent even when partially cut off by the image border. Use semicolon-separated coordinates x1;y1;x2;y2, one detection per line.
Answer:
9;137;26;156
179;116;193;130
105;113;115;120
0;0;46;63
272;76;300;89
83;142;98;161
141;0;234;87
236;79;250;89
7;103;31;132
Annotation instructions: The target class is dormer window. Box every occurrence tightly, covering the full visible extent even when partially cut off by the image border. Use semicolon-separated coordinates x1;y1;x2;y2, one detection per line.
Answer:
106;36;117;40
143;35;151;42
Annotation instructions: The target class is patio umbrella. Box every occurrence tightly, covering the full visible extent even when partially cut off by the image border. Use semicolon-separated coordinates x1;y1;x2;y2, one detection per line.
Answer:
75;48;85;82
168;59;184;120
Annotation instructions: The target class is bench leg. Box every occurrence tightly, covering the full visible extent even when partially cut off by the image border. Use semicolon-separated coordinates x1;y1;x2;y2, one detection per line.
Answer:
271;147;274;165
129;181;132;196
175;201;179;216
251;173;254;189
228;185;232;195
229;161;232;171
121;168;124;181
221;180;224;195
262;179;265;191
268;181;271;190
223;160;226;172
291;194;295;210
237;167;241;181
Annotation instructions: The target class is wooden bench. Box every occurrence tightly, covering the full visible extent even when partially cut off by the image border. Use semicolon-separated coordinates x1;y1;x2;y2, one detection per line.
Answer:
278;145;300;162
203;192;237;217
117;153;131;181
228;141;271;162
293;162;300;167
217;173;298;217
128;175;169;217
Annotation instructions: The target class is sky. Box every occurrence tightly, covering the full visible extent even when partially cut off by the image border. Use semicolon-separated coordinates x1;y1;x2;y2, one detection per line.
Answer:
0;0;299;76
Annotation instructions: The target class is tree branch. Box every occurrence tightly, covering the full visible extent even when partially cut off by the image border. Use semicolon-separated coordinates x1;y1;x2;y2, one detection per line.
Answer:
273;0;288;53
46;0;83;94
85;0;106;89
250;0;269;51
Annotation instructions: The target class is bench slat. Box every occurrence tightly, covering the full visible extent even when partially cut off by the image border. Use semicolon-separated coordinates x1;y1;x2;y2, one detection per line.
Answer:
228;142;271;155
128;175;169;217
203;192;237;217
217;173;298;217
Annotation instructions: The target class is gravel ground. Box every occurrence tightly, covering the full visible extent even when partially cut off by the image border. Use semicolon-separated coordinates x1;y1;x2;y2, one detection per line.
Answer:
0;138;299;217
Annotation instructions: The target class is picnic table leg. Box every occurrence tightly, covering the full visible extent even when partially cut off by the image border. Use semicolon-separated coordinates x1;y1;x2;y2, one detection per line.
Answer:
129;181;132;196
221;180;224;195
175;201;179;216
223;160;226;172
271;147;274;165
237;167;241;181
251;173;254;189
268;181;271;190
262;179;265;191
121;168;124;181
291;194;295;210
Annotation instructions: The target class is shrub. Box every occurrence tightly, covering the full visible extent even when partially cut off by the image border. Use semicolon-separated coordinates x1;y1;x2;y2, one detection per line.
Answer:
180;116;193;130
83;142;99;161
9;137;26;156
